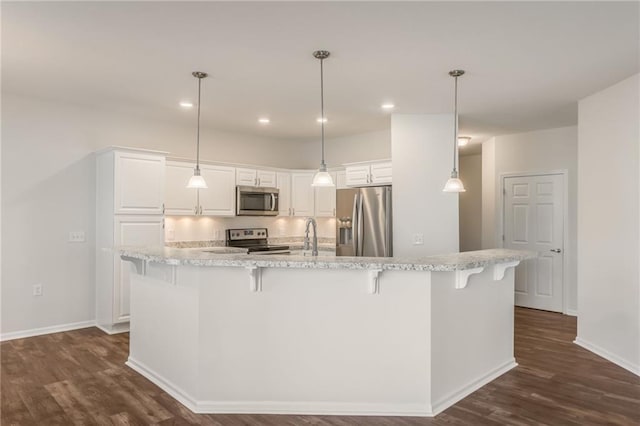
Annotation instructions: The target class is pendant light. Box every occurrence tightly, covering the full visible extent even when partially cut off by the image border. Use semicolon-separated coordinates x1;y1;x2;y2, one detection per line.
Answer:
187;71;208;189
311;50;335;187
443;69;466;193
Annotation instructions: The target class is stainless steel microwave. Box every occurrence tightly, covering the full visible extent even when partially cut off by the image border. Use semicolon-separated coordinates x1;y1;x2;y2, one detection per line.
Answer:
236;186;279;216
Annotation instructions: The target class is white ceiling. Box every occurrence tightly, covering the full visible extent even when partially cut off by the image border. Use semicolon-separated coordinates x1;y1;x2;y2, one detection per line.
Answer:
3;1;638;144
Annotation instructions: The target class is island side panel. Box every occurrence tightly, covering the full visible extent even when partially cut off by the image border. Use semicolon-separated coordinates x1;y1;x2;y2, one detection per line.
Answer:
196;267;433;416
126;263;200;408
429;267;516;414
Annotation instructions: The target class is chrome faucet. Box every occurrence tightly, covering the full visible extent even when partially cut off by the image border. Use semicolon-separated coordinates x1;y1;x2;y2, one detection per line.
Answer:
303;217;319;256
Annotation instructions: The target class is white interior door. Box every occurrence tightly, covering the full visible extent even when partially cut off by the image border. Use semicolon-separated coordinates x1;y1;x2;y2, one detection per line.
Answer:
503;174;564;312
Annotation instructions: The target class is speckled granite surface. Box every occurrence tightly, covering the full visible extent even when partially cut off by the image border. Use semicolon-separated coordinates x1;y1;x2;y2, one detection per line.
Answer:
119;247;535;272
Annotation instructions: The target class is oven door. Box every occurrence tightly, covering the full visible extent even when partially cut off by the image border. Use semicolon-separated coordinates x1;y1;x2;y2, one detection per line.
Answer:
236;186;279;216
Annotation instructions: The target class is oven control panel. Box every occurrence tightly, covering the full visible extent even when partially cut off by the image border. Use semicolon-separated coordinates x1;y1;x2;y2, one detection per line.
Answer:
226;228;269;241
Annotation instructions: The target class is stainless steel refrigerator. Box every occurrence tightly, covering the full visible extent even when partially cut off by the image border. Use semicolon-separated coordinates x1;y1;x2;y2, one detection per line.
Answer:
336;186;392;257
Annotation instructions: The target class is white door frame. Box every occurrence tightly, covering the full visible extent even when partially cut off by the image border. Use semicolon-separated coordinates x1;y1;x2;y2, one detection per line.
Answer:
499;170;570;315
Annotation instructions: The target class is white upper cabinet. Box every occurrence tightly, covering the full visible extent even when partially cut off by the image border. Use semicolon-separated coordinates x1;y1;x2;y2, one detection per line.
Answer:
166;161;235;216
277;172;292;216
291;172;315;217
314;172;337;217
257;170;277;187
114;151;166;214
236;167;276;187
370;161;392;184
199;164;236;216
345;161;392;187
336;170;347;189
165;161;198;215
345;165;371;187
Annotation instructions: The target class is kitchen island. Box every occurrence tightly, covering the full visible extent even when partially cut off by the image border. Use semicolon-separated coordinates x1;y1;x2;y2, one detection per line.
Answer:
119;247;534;417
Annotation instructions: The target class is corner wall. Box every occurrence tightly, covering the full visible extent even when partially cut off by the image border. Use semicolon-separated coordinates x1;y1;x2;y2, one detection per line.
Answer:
391;114;458;256
459;154;482;251
576;73;640;375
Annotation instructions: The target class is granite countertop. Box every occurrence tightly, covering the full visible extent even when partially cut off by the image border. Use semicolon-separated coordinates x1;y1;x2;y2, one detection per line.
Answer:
119;246;536;272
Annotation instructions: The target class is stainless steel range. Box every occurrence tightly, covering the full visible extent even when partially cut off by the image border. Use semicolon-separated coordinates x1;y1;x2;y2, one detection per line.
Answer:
225;228;290;255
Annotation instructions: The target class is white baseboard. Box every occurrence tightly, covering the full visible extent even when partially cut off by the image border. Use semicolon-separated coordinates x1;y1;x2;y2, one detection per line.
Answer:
0;320;96;342
574;337;640;376
431;359;518;416
564;309;578;317
95;322;130;335
126;357;433;417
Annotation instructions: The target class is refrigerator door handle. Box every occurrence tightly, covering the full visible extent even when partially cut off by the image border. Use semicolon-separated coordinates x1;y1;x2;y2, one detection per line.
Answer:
357;192;364;256
352;193;359;255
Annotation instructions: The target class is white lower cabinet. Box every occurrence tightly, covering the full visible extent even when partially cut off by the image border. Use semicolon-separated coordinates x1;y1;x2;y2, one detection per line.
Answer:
112;216;164;323
277;172;292;216
315;172;337;217
291;172;315;216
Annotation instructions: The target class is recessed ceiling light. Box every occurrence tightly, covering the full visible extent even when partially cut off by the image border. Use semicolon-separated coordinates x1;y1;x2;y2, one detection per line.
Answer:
179;101;194;108
317;117;328;123
381;103;395;110
458;136;471;147
258;118;270;124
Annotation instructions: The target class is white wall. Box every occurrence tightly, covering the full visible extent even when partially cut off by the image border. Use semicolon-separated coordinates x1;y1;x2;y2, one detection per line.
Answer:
323;129;391;167
576;73;640;375
481;126;578;313
0;94;316;335
459;154;482;252
391;114;458;256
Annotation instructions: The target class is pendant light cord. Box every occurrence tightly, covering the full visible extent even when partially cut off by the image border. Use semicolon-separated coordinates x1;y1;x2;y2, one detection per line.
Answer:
320;58;326;168
196;76;202;171
453;75;458;175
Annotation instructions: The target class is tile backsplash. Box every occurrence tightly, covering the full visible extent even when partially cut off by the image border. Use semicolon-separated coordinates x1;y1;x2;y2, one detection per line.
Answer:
165;216;336;242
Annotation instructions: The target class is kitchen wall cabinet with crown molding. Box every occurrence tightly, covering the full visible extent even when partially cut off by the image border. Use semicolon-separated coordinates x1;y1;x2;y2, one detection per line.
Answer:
290;172;315;217
315;172;337;217
165;161;236;216
236;168;277;187
345;160;392;187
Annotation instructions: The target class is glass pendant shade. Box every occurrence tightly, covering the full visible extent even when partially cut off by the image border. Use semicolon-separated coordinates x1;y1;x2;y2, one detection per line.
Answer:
187;169;208;189
312;167;335;187
443;176;466;192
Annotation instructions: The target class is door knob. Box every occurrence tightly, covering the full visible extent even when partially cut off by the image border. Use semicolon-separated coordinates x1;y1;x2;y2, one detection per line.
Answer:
550;248;562;253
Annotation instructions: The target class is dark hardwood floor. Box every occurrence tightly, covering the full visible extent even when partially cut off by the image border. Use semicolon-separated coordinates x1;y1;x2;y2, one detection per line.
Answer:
2;308;639;425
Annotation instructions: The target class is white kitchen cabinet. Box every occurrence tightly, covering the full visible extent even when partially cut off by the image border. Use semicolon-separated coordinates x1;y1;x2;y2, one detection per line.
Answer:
165;161;199;215
199;164;236;216
236;168;277;187
113;216;164;323
291;172;315;217
345;161;392;187
336;170;347;189
114;150;166;214
96;147;167;334
166;162;236;216
277;172;292;216
315;172;337;217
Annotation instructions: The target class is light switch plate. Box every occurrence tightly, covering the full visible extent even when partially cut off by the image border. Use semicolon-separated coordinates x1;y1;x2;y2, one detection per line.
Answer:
413;233;424;245
69;231;85;243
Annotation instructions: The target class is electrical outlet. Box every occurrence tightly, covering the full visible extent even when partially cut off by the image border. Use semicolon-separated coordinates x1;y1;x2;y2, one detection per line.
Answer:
68;231;85;243
413;233;424;245
33;284;43;296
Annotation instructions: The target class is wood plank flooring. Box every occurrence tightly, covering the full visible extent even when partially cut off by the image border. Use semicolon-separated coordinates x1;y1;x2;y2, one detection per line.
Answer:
2;308;639;425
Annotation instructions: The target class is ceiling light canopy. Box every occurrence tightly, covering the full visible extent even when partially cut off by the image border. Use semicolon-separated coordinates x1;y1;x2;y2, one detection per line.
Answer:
311;50;334;188
258;118;270;124
179;101;194;108
443;69;466;193
381;103;395;110
458;136;471;147
187;71;208;189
